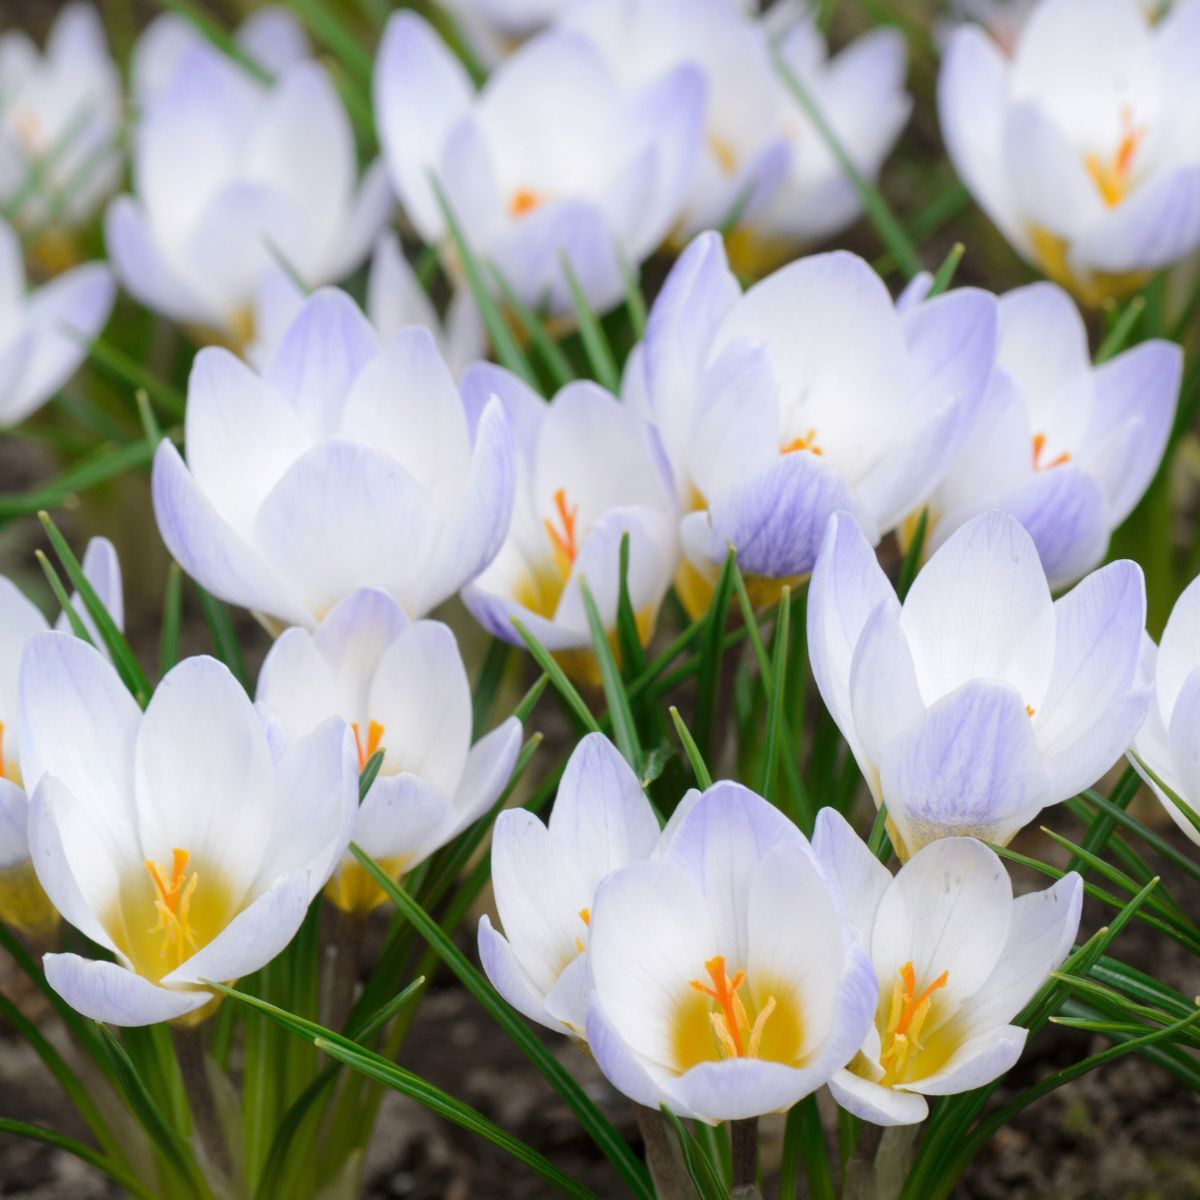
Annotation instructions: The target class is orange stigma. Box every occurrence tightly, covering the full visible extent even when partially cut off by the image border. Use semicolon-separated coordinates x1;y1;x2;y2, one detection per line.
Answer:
1026;704;1036;717
544;488;580;579
782;429;822;456
1031;433;1070;471
352;720;385;772
880;961;949;1083
689;955;776;1060
574;908;591;955
1085;108;1144;209
145;848;199;965
509;188;541;218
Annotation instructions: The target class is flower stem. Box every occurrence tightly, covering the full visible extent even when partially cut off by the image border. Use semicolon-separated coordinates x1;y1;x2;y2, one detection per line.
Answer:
631;1104;694;1200
326;907;367;1031
731;1117;758;1190
172;1023;231;1184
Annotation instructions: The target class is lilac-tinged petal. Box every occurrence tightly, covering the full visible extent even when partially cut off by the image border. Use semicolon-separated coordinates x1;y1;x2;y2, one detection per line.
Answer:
807;510;898;752
586;995;686;1112
829;1069;929;1125
152;440;310;627
452;717;522;828
478;915;563;1032
878;680;1052;854
699;449;878;580
812;808;891;947
164;869;312;986
353;773;456;865
1037;560;1147;798
43;954;210;1026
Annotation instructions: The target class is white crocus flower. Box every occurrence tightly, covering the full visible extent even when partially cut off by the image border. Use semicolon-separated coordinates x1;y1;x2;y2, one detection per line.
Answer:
808;510;1148;859
905;277;1181;589
624;231;994;618
1131;575;1200;848
939;0;1200;305
373;10;704;316
106;32;392;346
247;232;484;374
132;6;310;109
0;217;114;426
151;288;515;631
478;732;660;1038
0;4;122;237
20;635;358;1026
584;782;875;1123
256;588;522;914
561;0;790;238
731;8;911;274
814;809;1082;1125
0;539;121;940
461;365;677;681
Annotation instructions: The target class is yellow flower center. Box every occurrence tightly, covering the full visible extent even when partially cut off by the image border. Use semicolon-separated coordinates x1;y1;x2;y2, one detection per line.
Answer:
1084;110;1144;209
669;954;805;1071
352;719;385;772
0;721;21;786
108;848;237;983
782;429;823;457
878;960;949;1087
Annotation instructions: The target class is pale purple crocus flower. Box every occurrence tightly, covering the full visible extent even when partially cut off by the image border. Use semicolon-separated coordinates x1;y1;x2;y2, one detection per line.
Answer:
808;509;1148;858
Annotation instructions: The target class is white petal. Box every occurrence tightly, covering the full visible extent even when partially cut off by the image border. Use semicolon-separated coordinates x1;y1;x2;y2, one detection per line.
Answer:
44;953;209;1026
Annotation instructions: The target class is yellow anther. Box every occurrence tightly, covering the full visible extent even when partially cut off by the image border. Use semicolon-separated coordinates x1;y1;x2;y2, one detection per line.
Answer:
144;849;200;969
688;955;776;1060
879;960;949;1085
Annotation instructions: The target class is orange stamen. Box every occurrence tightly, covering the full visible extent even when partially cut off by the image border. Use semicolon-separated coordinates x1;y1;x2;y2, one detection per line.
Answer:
509;188;541;218
782;429;823;456
575;908;591;955
1032;433;1070;471
1026;704;1036;718
352;720;385;772
880;960;949;1082
145;848;199;962
1084;108;1145;209
688;954;777;1061
544;488;580;579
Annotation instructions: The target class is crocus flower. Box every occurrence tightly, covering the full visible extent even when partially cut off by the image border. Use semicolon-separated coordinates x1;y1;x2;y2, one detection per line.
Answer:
478;732;660;1037
256;588;522;914
624;231;994;618
939;0;1200;305
0;539;122;940
0;217;114;426
373;11;704;316
813;809;1082;1125
152;288;515;630
1131;574;1200;848
0;4;122;237
561;0;790;238
460;364;677;679
21;635;358;1026
106;33;391;345
808;509;1148;858
904;278;1181;589
584;782;875;1122
132;6;310;108
729;8;910;274
248;232;484;374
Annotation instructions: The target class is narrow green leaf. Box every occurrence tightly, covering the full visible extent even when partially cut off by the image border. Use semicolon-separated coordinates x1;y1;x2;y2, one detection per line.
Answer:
897;509;928;600
0;1121;156;1200
1096;296;1146;363
771;48;922;278
669;706;713;789
490;265;576;389
510;616;601;733
358;749;385;801
159;0;273;82
77;335;187;420
39;513;151;704
36;552;95;648
348;854;655;1200
195;585;250;691
580;578;642;769
783;1096;834;1200
926;243;964;298
159;564;184;676
660;1107;727;1200
760;585;791;803
559;255;620;392
432;176;537;385
0;440;157;522
694;551;737;761
615;533;648;683
619;256;649;339
283;0;373;83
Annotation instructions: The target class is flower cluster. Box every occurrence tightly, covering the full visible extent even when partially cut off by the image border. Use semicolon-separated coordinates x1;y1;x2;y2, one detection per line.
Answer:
1;0;1199;1195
